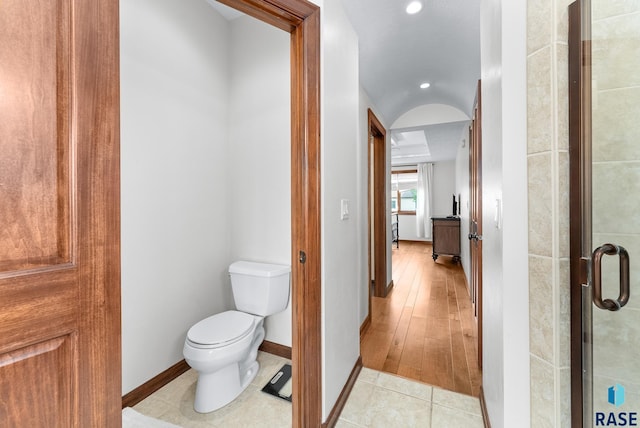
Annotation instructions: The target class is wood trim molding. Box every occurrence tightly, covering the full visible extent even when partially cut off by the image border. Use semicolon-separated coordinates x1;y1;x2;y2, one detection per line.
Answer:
359;314;371;338
386;280;394;294
480;386;492;428
217;0;315;31
122;360;190;409
290;8;322;428
368;109;388;299
470;79;484;370
259;340;292;360
322;358;363;428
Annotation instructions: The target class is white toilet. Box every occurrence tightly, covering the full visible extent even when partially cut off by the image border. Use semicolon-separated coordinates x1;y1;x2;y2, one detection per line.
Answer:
183;260;291;413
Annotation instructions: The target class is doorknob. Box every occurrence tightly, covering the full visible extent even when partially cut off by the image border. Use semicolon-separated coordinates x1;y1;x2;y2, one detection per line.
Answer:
468;233;482;241
592;243;630;311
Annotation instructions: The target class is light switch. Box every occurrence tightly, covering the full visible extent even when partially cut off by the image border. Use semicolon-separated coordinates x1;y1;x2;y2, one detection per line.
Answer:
494;198;502;229
341;199;350;220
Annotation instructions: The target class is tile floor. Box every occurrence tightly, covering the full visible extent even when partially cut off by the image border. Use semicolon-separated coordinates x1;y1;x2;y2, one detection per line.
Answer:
133;352;485;428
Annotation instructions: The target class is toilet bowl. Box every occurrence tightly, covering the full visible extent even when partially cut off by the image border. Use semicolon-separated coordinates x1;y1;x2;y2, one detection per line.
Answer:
183;311;264;413
183;261;290;413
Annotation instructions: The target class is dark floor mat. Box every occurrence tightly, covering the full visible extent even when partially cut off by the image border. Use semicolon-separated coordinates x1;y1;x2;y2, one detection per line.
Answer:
261;364;292;402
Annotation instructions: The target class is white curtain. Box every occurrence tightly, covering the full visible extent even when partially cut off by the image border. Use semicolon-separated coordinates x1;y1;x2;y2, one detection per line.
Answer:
416;163;434;239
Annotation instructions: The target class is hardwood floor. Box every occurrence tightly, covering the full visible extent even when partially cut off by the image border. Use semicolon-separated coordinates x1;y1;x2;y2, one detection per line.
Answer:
360;241;481;397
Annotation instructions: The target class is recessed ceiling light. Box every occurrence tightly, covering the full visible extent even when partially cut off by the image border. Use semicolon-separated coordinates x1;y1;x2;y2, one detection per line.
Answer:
420;82;431;89
406;1;423;15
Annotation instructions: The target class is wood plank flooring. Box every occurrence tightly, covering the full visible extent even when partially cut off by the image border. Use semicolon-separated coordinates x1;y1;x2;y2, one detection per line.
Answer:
360;241;482;397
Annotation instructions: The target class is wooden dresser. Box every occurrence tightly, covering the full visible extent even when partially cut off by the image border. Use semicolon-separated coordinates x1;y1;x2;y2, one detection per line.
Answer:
431;217;461;263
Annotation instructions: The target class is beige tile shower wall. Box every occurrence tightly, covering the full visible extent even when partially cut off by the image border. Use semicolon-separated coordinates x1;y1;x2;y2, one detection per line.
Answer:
590;5;640;407
527;0;573;426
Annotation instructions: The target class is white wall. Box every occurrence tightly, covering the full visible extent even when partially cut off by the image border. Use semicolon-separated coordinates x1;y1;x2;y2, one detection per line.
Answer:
455;126;471;284
480;0;530;426
227;16;292;346
120;0;232;394
432;161;458;218
319;0;362;420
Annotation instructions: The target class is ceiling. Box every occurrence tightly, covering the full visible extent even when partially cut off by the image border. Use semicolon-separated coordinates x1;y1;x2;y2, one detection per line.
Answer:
391;120;469;165
207;0;480;164
342;0;480;164
342;0;480;124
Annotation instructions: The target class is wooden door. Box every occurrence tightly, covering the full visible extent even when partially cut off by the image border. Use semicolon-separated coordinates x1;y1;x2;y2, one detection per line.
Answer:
469;80;483;368
368;109;389;298
0;0;121;426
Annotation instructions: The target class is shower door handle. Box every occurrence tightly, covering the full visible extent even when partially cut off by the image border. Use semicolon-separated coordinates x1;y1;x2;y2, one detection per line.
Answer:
591;243;630;311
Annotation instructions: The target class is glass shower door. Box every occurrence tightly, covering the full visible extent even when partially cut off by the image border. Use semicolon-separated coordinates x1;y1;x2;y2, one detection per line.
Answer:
582;0;640;425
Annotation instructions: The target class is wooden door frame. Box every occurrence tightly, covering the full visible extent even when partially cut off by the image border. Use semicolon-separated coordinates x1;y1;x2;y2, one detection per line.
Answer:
470;80;483;368
205;1;322;426
367;109;390;298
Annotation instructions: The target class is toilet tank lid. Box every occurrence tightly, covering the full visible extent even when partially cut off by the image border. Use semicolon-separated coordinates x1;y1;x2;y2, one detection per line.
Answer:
229;261;291;278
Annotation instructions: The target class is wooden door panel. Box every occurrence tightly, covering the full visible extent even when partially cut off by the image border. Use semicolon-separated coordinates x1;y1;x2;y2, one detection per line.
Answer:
0;272;76;350
0;0;120;425
0;2;78;421
0;335;77;427
0;0;72;274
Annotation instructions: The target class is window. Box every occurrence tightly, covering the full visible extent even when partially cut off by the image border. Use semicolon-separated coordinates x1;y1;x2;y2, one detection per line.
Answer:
391;170;418;214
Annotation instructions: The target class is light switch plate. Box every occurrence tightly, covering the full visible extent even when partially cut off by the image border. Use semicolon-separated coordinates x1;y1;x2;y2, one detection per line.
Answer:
494;198;502;229
341;199;350;220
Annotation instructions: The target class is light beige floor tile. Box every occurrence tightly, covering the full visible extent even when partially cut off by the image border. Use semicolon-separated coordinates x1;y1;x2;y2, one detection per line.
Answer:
251;352;291;388
432;388;482;415
431;404;484;428
341;381;432;428
358;367;380;384
376;372;433;401
134;391;214;428
340;380;378;422
208;388;291;427
133;355;486;428
152;369;198;404
133;395;175;420
336;418;366;427
141;353;292;428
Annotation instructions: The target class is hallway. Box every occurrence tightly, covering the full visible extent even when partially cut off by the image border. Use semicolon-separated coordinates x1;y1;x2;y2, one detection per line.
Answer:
360;241;481;397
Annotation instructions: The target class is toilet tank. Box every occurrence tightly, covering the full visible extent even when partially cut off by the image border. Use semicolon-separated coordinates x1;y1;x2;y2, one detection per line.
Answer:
229;261;291;316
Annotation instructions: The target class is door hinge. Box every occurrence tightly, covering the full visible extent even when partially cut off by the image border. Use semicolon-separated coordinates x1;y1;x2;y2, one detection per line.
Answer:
579;256;589;286
299;251;307;264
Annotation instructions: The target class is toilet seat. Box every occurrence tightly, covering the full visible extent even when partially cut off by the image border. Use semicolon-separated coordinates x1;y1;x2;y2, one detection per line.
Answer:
187;311;255;349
